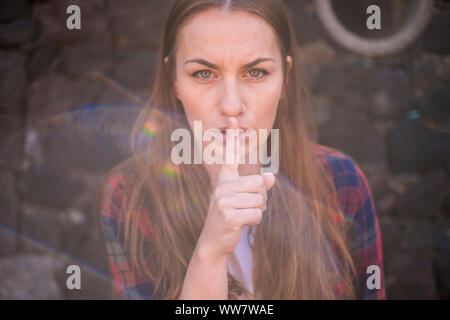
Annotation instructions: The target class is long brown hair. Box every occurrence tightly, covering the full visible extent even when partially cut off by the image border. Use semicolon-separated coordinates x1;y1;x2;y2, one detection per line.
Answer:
108;0;357;299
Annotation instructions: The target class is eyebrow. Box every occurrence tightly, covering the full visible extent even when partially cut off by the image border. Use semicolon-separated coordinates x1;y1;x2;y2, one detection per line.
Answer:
183;57;275;69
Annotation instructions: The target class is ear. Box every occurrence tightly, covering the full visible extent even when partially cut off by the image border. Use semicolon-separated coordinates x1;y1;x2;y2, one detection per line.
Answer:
286;55;292;73
281;55;293;99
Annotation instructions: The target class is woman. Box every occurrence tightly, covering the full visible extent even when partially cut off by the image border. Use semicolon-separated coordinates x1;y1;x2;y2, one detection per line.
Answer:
98;0;385;300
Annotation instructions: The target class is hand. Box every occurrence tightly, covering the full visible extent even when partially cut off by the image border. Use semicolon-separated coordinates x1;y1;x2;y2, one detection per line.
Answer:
196;117;276;261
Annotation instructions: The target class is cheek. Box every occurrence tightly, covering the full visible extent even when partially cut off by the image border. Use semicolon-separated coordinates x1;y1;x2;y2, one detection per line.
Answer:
250;82;282;127
178;82;214;121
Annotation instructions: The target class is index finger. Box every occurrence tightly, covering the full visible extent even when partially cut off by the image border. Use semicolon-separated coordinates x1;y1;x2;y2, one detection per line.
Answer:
217;117;241;183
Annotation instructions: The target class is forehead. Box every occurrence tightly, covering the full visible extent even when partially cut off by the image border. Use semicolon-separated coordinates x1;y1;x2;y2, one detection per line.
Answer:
176;9;280;62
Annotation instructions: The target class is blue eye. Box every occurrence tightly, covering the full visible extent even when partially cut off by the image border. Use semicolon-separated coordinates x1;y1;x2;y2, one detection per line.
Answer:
191;68;270;81
192;70;212;79
248;68;269;79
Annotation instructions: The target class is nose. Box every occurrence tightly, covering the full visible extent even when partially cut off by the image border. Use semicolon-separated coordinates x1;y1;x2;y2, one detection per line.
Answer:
218;78;244;117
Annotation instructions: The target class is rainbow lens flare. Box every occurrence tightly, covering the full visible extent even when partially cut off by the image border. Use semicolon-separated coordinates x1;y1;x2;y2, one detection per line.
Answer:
142;120;159;137
161;162;179;179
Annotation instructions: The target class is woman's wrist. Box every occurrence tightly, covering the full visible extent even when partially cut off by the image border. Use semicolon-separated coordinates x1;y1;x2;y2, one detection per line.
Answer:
193;241;228;266
179;242;228;300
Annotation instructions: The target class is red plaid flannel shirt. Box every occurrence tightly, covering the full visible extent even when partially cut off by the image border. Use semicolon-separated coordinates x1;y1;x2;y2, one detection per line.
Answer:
98;143;386;299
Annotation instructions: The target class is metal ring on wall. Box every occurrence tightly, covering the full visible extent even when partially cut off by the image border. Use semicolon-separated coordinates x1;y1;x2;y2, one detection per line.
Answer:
314;0;434;57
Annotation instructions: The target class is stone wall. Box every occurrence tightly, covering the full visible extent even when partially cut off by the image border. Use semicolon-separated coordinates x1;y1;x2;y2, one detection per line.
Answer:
0;0;448;299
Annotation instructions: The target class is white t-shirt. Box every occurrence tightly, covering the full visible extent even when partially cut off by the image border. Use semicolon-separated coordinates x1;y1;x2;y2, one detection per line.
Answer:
226;225;256;299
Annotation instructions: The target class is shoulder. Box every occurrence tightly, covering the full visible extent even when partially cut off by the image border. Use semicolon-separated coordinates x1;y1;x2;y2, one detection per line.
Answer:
314;143;364;180
97;158;139;225
97;157;156;240
313;143;373;218
315;144;385;299
103;156;141;189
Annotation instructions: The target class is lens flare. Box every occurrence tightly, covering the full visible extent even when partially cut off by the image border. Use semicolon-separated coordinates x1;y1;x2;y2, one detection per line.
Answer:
142;120;159;137
160;162;179;179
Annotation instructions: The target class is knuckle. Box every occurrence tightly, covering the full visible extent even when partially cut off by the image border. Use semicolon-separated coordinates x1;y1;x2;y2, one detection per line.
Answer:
258;194;265;206
216;196;228;209
223;211;235;224
253;209;262;223
255;175;264;186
